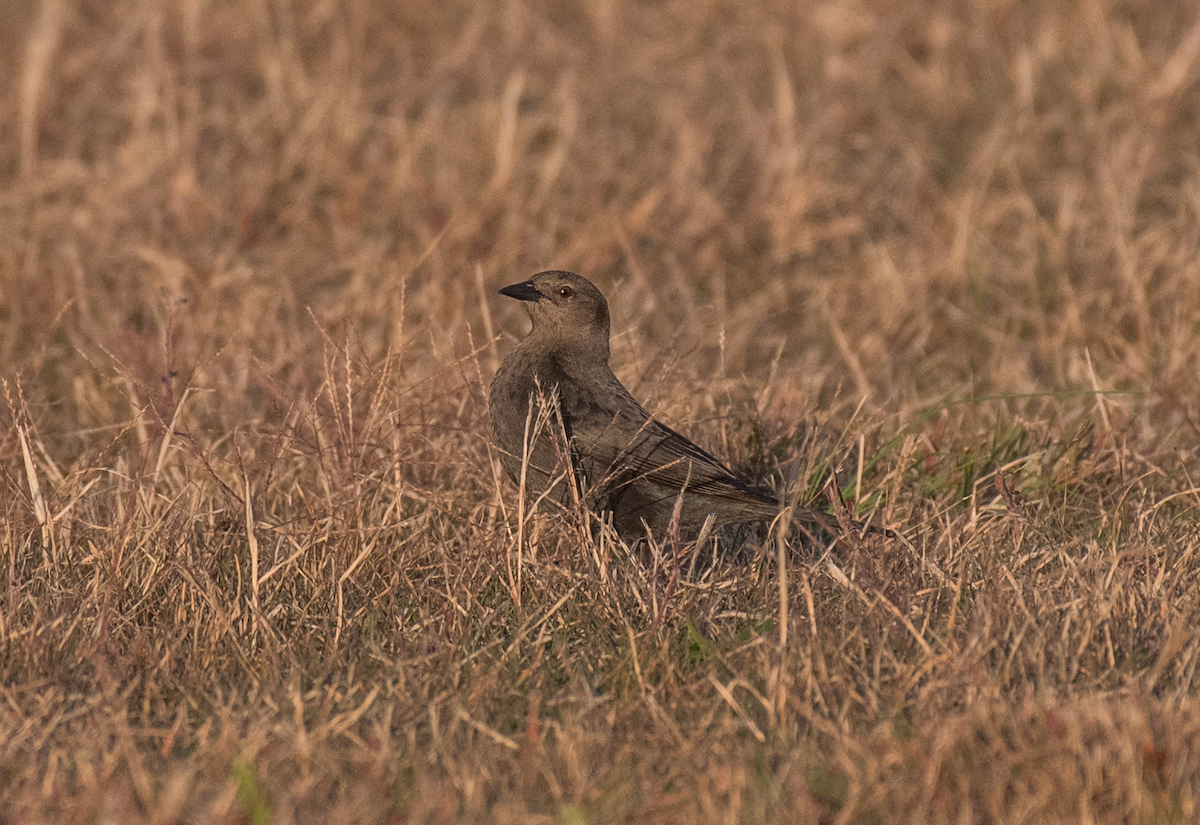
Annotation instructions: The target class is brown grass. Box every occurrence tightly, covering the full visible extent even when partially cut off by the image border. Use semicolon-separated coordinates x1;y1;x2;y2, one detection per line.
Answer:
2;0;1200;822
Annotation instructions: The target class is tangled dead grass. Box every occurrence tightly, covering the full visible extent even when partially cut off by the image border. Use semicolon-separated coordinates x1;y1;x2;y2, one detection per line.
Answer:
2;0;1199;821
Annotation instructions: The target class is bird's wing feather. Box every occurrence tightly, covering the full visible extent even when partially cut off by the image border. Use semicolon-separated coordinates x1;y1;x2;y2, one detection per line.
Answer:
561;373;776;507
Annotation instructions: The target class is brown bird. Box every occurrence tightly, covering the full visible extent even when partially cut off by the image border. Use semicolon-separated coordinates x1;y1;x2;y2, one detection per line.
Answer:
490;270;864;543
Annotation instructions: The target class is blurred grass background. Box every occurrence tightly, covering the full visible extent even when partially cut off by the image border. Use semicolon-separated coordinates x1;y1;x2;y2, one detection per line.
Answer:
1;0;1199;822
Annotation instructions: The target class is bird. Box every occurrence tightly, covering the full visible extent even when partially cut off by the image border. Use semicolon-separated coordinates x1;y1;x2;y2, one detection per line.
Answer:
489;270;872;544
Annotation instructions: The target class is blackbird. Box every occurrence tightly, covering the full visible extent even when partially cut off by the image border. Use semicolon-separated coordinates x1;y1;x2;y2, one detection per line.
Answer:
489;270;862;542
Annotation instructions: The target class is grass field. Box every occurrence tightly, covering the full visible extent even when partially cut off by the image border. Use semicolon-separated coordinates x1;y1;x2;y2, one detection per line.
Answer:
2;0;1200;821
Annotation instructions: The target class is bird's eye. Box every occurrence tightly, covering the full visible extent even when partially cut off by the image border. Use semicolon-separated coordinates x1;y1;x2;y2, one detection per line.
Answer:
559;286;573;299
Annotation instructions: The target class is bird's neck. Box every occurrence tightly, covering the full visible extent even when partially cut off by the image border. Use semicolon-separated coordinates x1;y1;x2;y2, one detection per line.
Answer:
525;332;610;376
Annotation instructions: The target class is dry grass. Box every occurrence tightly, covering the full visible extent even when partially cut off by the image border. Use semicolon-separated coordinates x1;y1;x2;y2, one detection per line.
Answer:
2;0;1200;822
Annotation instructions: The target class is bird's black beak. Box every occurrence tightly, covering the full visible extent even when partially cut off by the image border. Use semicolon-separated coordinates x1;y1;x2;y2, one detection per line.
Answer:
498;280;542;302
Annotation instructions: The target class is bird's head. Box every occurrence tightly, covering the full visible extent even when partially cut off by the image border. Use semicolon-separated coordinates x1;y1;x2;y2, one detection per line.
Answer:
499;270;611;359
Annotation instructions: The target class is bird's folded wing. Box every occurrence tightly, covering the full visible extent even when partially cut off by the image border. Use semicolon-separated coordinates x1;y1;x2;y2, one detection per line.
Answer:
567;396;775;507
627;419;778;503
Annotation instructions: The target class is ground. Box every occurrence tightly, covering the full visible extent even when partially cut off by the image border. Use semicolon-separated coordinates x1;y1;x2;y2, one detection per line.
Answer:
1;0;1199;822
